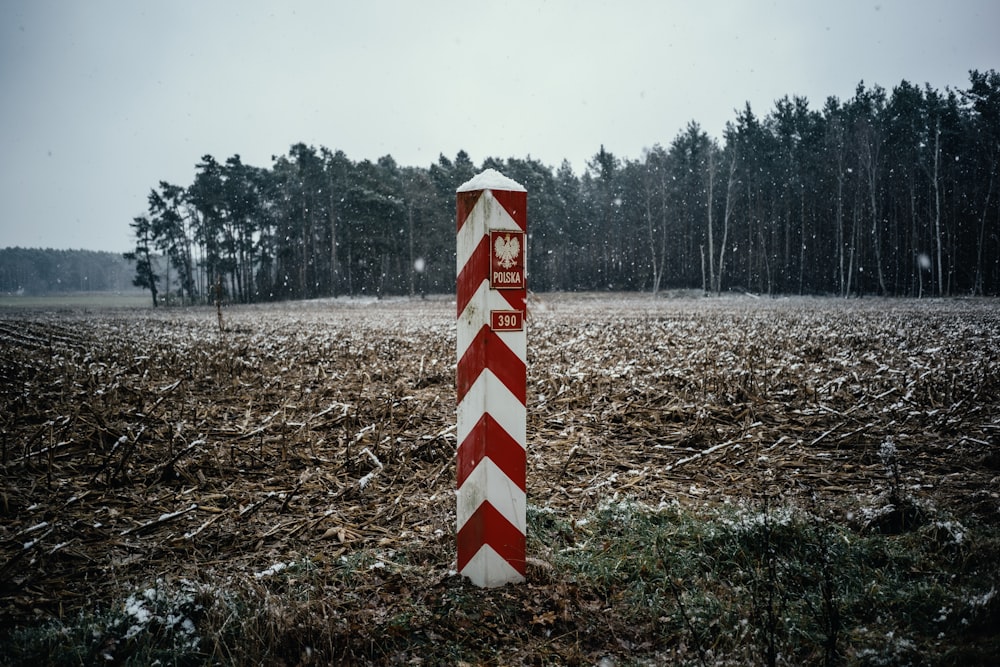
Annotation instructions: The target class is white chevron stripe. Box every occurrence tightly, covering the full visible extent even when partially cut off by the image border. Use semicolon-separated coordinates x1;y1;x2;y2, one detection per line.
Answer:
460;544;525;587
457;370;526;445
457;280;527;361
457;190;522;271
456;457;527;533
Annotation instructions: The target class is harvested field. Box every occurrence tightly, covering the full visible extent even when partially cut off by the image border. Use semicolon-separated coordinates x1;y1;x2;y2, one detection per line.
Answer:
1;293;998;665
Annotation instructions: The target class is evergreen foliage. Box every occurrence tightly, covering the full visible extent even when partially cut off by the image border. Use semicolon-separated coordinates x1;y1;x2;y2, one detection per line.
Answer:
124;72;1000;301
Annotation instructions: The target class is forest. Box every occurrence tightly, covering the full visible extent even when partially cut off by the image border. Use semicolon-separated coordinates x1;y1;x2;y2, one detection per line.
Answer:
125;70;1000;304
0;247;139;295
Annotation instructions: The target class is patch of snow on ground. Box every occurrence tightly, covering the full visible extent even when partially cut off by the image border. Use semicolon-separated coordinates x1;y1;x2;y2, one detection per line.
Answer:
255;562;290;579
121;580;202;650
934;520;966;545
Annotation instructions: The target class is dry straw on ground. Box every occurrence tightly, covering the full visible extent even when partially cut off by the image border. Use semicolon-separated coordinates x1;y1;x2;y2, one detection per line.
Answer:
1;293;998;660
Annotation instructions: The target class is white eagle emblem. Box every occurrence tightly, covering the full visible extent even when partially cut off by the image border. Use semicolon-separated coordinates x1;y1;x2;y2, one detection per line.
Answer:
494;233;520;269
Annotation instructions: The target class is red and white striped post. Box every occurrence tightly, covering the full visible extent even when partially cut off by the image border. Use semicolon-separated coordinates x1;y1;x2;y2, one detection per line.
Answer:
455;168;527;587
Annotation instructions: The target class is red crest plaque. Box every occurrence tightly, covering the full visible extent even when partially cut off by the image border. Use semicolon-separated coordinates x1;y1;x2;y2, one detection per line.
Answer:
489;230;525;290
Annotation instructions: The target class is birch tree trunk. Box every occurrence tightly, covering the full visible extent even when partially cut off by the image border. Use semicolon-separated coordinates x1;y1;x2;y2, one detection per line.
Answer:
706;150;716;294
932;119;945;296
716;152;737;295
329;192;340;298
974;163;995;295
645;186;662;295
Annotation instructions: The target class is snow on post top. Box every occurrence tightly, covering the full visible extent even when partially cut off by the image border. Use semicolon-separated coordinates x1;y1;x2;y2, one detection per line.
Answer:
456;168;526;193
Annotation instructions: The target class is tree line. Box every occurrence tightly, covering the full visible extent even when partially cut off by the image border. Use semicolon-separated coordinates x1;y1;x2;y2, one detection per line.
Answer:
0;247;138;295
126;70;1000;304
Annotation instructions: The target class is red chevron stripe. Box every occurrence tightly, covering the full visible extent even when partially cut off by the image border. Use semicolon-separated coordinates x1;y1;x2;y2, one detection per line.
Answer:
500;289;526;313
456;325;526;405
457;269;526;318
456;501;526;575
491;190;527;231
456;412;526;491
456;238;526;318
457;189;525;234
457;235;490;317
456;191;483;233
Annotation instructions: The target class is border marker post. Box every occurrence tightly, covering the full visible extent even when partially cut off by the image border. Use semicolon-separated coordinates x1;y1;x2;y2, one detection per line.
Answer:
455;169;527;587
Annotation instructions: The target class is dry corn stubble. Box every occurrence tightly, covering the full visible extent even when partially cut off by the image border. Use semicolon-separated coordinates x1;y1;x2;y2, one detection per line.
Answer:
1;293;998;633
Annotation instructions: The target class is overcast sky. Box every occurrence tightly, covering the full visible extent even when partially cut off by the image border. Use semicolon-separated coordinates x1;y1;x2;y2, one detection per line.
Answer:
1;0;998;253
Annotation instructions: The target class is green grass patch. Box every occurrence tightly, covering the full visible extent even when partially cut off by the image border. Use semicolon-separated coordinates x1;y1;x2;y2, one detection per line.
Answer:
3;501;998;665
526;499;999;665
